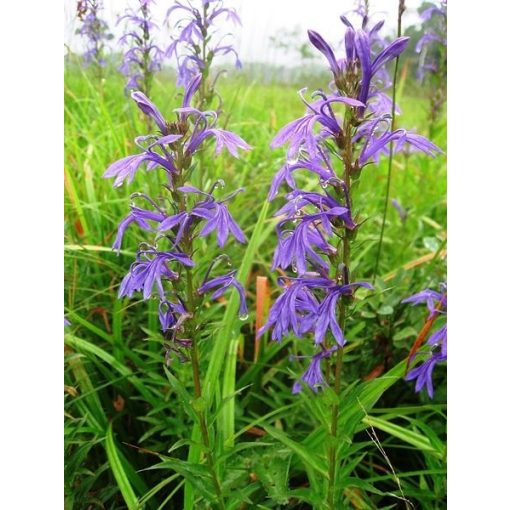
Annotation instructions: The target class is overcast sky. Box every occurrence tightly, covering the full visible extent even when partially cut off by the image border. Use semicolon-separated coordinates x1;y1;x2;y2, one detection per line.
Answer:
65;0;430;66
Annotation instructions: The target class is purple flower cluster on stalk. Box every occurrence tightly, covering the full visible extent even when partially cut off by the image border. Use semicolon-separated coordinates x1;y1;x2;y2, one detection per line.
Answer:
416;1;447;135
104;74;250;361
118;0;164;96
341;1;392;91
165;0;241;102
76;0;113;69
416;1;447;81
260;16;440;394
403;283;447;398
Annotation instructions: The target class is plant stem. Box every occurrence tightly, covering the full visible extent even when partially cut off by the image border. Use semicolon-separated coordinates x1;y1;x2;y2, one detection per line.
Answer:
327;112;353;509
372;0;406;282
189;338;226;510
184;260;224;508
175;149;225;510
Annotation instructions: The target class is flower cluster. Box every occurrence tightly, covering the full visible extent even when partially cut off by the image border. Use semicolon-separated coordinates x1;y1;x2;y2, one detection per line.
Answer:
403;284;447;399
416;1;447;133
165;0;241;104
76;0;113;69
416;1;447;82
118;0;164;96
341;0;392;91
104;74;250;361
260;16;440;393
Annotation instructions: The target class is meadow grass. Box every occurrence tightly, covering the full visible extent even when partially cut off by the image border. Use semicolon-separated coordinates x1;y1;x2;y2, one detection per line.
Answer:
65;62;446;509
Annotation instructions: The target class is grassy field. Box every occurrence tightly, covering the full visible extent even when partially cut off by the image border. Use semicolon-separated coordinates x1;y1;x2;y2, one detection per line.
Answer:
64;62;446;509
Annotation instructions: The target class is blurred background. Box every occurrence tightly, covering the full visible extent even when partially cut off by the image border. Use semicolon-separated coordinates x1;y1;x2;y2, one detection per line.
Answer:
65;0;426;73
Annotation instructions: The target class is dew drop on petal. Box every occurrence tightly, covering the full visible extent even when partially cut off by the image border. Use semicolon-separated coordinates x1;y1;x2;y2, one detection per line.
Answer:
239;313;249;321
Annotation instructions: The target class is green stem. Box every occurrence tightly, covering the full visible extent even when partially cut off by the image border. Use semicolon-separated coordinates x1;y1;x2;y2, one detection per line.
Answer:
327;111;353;509
189;338;226;510
174;148;225;510
372;0;406;282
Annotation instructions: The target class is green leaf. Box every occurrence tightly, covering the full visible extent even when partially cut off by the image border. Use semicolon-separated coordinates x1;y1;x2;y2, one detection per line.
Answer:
393;326;418;342
163;366;198;421
149;458;216;502
252;448;290;505
338;358;408;442
105;424;139;509
262;424;328;478
65;335;156;405
361;415;444;458
378;304;394;315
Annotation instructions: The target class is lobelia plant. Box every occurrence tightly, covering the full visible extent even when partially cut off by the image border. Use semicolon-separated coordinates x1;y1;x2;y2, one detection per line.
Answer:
75;0;113;78
165;0;242;110
103;74;250;509
117;0;164;97
343;0;392;88
403;282;447;398
260;14;440;509
416;0;447;138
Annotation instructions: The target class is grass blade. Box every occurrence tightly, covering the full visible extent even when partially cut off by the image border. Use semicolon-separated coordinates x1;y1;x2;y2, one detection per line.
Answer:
105;424;139;509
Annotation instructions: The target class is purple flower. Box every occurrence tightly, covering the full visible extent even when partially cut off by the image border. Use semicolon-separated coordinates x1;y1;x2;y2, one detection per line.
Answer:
314;282;373;346
117;0;164;96
271;90;364;158
197;200;246;247
405;350;446;399
274;189;356;230
186;125;252;158
103;153;155;187
166;0;242;88
131;91;169;134
104;87;249;190
268;156;335;201
391;198;408;223
75;0;112;69
358;125;441;166
403;283;447;398
402;283;447;318
292;346;338;393
341;3;387;58
258;277;323;342
272;213;339;275
113;204;165;251
260;276;371;348
103;148;177;188
157;211;194;245
119;249;194;300
160;186;247;248
198;271;247;317
306;25;408;111
416;1;447;82
307;30;341;76
158;300;187;332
